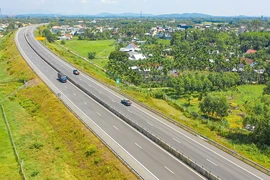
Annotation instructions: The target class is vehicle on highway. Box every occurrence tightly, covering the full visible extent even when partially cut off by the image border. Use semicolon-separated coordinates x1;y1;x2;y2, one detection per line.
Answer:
58;72;67;83
121;99;132;106
73;69;80;75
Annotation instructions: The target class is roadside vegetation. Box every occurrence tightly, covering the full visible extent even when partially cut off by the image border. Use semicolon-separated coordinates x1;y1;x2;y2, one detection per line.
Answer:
37;18;270;169
0;32;137;179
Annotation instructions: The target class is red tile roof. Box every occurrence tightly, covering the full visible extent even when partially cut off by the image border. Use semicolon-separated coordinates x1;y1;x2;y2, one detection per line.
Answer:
246;49;257;54
241;57;253;64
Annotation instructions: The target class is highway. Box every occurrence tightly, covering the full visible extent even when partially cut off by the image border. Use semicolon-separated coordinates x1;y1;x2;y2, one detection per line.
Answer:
16;26;205;180
17;25;270;180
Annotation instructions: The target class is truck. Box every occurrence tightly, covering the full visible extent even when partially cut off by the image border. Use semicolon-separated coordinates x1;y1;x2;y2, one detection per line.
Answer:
58;72;67;83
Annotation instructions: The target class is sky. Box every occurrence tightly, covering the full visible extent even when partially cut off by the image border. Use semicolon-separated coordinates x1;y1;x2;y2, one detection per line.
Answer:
1;0;270;16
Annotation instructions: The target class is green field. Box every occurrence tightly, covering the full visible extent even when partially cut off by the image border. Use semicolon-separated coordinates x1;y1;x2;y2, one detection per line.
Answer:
157;39;171;45
175;84;265;128
0;32;137;179
62;39;115;68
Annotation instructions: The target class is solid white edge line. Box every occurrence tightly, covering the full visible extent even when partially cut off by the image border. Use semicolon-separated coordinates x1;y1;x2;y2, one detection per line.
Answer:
16;31;159;180
24;27;207;180
33;37;262;179
134;107;263;180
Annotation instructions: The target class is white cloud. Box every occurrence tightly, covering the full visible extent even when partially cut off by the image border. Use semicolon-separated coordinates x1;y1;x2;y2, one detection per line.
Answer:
101;0;118;4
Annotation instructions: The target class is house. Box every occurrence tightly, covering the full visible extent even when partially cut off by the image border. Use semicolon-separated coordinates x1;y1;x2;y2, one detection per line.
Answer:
241;57;254;65
254;69;264;74
129;53;146;61
246;49;257;54
120;43;141;52
128;52;146;60
129;66;150;75
178;24;192;29
58;34;73;40
238;26;247;33
51;26;61;34
194;24;203;29
209;59;215;63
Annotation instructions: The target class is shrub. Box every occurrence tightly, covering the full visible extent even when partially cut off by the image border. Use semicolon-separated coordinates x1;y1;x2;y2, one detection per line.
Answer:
94;157;101;164
88;52;96;59
29;142;43;150
85;145;97;157
31;171;39;177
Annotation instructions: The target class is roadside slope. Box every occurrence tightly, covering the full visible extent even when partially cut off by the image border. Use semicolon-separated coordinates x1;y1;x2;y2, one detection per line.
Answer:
0;32;137;179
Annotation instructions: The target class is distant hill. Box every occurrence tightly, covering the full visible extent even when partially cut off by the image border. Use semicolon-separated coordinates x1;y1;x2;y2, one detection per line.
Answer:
15;14;62;18
156;13;212;18
95;12;153;17
8;12;264;19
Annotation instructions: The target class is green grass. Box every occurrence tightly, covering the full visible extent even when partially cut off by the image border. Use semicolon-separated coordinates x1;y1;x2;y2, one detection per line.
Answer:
62;39;115;68
0;109;21;180
0;32;137;179
157;39;171;45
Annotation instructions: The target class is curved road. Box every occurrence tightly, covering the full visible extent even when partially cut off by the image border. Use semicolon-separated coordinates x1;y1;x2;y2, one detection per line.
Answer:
17;25;270;180
16;26;205;180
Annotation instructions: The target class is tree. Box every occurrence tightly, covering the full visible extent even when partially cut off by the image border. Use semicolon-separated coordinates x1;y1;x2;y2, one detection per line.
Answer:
42;29;55;43
107;51;129;79
88;52;96;59
243;95;270;145
199;94;229;118
263;81;270;95
60;40;66;45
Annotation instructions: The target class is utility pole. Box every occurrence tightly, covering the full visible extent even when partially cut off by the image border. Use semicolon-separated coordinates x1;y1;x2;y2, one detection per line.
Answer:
0;8;2;24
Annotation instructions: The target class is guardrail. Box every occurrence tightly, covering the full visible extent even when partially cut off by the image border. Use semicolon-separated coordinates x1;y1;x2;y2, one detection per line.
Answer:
22;31;143;179
68;53;270;176
116;91;270;176
23;31;220;180
67;72;220;180
29;28;270;177
66;54;270;176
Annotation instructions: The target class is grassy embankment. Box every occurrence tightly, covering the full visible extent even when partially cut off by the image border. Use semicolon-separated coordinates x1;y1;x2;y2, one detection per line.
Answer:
0;32;137;179
45;37;270;169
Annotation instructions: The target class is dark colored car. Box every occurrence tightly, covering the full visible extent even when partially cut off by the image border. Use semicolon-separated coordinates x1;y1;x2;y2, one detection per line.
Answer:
58;72;67;83
73;69;80;75
121;99;132;106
